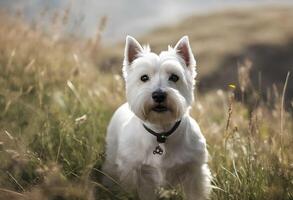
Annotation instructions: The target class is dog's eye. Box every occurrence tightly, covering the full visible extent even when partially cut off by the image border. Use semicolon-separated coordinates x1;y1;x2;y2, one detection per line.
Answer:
169;74;179;82
140;74;149;82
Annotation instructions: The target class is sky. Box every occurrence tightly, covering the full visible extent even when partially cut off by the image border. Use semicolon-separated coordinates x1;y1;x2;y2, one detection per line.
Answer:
0;0;292;43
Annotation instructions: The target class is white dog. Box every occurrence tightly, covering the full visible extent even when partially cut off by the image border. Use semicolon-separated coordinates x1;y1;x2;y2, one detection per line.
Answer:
103;36;211;200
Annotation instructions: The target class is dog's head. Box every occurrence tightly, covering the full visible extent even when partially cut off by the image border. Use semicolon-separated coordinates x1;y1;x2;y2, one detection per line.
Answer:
123;36;196;125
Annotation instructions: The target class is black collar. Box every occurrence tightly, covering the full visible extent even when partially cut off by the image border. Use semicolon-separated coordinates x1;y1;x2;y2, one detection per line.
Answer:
143;120;181;143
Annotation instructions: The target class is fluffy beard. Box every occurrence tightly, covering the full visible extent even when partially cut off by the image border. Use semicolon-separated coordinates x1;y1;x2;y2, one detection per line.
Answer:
127;87;188;125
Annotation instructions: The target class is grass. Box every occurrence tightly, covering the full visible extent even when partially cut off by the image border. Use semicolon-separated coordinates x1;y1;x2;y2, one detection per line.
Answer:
0;6;292;200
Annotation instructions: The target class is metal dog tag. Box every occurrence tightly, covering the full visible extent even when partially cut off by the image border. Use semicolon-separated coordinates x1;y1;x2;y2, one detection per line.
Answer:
153;145;163;155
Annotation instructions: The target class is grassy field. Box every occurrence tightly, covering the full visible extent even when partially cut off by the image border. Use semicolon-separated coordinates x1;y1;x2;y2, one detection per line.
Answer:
0;6;292;200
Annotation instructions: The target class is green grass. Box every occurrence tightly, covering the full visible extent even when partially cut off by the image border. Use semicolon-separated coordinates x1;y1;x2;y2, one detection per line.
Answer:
0;8;292;200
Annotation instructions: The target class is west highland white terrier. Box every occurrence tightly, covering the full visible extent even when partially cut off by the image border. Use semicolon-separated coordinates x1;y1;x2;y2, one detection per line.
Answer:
103;36;211;200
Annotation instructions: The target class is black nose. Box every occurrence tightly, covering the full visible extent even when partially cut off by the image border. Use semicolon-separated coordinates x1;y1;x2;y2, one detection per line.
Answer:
152;89;167;103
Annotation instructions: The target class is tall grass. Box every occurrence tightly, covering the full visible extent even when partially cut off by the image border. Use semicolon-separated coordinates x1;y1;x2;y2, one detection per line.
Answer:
0;9;292;200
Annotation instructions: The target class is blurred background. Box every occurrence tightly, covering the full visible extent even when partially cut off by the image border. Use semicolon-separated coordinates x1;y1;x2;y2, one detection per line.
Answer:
1;0;293;41
0;1;292;200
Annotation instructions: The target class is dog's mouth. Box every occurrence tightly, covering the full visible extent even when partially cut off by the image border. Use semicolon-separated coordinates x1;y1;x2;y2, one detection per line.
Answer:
152;104;168;113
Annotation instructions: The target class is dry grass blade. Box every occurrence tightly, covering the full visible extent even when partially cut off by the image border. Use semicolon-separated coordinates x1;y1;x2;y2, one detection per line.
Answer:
0;188;26;198
4;130;14;140
92;168;125;191
280;71;290;163
6;171;25;192
224;90;234;150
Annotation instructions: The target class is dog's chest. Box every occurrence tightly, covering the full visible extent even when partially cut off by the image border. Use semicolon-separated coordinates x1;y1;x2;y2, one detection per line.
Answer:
143;144;169;167
126;125;199;169
139;142;194;186
142;139;191;168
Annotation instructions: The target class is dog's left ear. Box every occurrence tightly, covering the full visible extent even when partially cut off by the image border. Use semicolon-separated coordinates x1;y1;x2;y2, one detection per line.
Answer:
174;36;196;68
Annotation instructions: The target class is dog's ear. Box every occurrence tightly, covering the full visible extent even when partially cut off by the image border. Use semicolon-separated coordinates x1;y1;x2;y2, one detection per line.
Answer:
124;36;143;65
174;36;196;68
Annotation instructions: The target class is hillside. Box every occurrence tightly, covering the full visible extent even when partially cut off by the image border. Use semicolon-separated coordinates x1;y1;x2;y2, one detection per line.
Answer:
100;6;293;103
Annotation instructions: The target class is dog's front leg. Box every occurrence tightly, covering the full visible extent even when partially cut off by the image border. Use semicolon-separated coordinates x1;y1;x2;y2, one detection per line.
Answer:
181;164;211;200
136;164;161;200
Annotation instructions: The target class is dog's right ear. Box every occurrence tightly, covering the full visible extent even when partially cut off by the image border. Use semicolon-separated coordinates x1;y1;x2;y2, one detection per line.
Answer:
124;36;143;65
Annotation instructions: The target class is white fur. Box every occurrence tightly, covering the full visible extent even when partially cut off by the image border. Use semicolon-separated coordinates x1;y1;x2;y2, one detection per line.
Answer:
103;36;211;200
